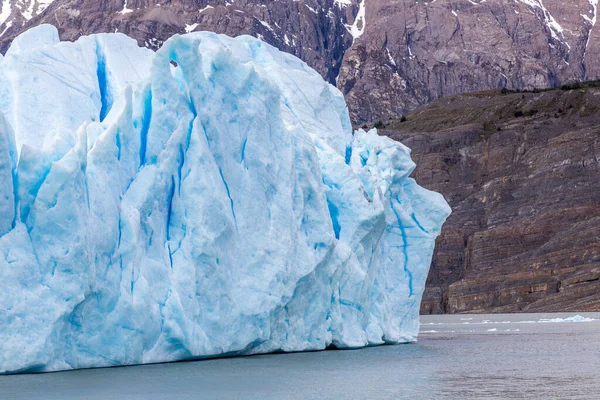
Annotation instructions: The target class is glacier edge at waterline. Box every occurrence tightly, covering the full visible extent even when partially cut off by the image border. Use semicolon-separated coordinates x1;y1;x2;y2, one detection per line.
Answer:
0;25;450;374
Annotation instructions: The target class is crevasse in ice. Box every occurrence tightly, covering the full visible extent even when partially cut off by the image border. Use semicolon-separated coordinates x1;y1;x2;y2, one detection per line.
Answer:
0;25;451;374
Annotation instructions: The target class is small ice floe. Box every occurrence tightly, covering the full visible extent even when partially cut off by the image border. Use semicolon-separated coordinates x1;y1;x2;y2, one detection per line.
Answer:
421;330;438;333
538;315;597;323
487;328;498;332
461;319;513;325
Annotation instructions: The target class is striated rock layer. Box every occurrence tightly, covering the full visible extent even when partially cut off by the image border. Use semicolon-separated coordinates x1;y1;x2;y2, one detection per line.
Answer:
383;87;600;314
0;25;449;374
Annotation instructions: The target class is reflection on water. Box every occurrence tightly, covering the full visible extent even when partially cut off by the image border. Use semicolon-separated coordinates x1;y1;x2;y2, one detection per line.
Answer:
1;313;598;400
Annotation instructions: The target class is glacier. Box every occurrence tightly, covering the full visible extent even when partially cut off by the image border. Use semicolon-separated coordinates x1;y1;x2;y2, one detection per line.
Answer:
0;25;450;374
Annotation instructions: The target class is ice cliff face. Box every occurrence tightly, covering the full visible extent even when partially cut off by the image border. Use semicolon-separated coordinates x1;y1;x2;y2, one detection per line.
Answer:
0;25;450;374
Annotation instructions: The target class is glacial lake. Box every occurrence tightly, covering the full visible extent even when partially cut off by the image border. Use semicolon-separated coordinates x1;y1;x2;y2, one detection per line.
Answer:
2;312;598;400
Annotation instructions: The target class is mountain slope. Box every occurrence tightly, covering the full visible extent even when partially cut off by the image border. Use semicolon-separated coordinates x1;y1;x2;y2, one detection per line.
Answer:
338;0;600;121
381;85;600;313
0;0;54;36
0;0;357;85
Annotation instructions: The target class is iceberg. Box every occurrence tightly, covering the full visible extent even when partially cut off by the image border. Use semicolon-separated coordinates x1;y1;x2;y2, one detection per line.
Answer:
0;25;450;374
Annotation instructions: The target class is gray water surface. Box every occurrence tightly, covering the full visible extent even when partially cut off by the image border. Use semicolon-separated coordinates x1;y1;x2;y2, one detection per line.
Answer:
2;312;599;399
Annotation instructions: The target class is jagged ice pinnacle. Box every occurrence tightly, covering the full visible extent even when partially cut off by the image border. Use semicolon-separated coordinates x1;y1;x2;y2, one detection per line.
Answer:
0;24;451;374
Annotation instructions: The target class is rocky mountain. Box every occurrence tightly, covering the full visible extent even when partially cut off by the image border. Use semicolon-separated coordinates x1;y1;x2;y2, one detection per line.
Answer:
0;0;358;87
337;0;600;122
0;0;53;36
381;85;600;314
2;0;600;123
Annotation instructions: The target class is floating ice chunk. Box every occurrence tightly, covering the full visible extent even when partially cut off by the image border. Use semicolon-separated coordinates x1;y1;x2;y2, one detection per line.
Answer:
538;315;597;323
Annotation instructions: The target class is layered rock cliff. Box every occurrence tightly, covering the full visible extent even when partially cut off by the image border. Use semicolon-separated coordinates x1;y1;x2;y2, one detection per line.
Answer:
382;85;600;313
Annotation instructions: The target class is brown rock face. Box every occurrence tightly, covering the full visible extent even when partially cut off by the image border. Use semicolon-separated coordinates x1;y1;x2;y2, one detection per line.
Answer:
4;0;600;123
0;0;52;35
382;86;600;314
338;0;600;122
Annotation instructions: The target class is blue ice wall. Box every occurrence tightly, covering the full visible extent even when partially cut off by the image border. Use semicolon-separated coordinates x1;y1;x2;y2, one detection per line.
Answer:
0;25;451;374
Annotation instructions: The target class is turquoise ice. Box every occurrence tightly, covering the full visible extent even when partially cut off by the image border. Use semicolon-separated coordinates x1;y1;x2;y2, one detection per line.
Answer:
0;25;451;374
